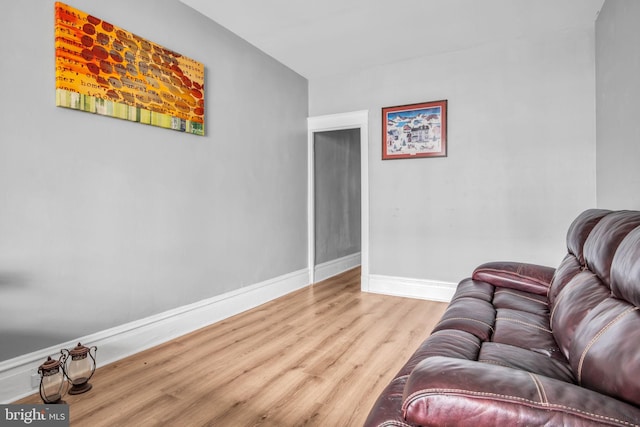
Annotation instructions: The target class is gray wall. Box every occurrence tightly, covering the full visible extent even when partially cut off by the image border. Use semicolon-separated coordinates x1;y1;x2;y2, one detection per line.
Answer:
314;130;361;264
0;0;308;361
596;0;640;209
310;28;597;283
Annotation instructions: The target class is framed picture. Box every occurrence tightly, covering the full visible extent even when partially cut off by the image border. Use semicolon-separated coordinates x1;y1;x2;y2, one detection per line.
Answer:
382;100;447;159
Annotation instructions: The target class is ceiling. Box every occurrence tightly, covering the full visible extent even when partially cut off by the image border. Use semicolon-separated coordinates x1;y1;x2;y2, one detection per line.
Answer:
179;0;605;80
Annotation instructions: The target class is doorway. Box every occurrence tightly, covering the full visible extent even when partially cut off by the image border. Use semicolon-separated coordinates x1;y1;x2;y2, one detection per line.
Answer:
314;129;361;281
307;111;369;290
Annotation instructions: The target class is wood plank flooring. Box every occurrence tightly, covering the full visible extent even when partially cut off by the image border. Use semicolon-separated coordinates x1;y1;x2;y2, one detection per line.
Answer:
16;267;448;426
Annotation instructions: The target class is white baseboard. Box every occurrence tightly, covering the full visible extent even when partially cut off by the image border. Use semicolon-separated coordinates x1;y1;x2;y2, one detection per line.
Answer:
0;268;309;404
367;274;457;302
314;252;361;283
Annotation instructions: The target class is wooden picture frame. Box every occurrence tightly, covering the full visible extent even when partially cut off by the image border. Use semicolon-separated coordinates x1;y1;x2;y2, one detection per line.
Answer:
382;100;447;159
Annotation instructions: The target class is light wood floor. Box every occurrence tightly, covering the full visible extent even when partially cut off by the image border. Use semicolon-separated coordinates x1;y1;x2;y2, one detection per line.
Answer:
16;267;448;426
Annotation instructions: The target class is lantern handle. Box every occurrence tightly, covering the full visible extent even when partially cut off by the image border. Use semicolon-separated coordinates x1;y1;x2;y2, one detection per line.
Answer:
60;348;70;379
86;346;98;382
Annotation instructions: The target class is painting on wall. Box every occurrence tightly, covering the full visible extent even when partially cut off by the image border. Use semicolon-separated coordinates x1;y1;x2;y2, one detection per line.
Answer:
54;2;205;136
382;100;447;159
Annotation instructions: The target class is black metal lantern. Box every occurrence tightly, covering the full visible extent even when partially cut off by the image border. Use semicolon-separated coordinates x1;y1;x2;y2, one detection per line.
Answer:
38;355;67;404
62;342;97;395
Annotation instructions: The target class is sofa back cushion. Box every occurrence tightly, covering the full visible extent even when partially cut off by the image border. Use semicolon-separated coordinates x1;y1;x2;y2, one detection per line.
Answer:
569;297;640;407
569;225;640;408
566;209;611;267
547;209;609;307
550;210;640;352
552;211;640;407
549;271;610;357
610;225;640;307
582;211;640;288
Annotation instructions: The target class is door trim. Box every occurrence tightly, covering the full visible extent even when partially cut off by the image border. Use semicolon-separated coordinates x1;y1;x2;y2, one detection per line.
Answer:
307;110;369;290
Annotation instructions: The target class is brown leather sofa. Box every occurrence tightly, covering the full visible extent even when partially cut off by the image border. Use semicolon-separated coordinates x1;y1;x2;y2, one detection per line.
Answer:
364;209;640;426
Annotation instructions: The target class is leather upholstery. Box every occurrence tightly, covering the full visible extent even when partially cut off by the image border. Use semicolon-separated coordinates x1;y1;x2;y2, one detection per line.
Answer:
364;209;640;426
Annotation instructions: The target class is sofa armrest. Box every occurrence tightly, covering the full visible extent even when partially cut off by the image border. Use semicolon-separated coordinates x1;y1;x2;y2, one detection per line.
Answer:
403;356;640;427
472;261;555;295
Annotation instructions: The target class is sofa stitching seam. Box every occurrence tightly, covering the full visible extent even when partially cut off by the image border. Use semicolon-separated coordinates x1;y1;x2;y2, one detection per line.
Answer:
495;317;552;333
528;373;545;405
455;291;492;300
403;388;639;426
444;317;494;333
494;290;549;306
379;421;412;427
432;330;481;349
478;359;513;369
534;373;549;404
538;376;549;405
549;289;565;330
577;306;639;383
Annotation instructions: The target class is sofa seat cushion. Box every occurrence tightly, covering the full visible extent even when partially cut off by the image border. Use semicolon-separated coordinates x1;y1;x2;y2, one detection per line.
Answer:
449;278;494;303
493;287;549;316
492;308;564;360
399;330;481;377
479;342;575;383
435;278;564;364
432;297;495;341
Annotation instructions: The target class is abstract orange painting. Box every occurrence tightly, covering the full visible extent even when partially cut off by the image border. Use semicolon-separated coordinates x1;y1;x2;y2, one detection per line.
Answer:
54;2;205;135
